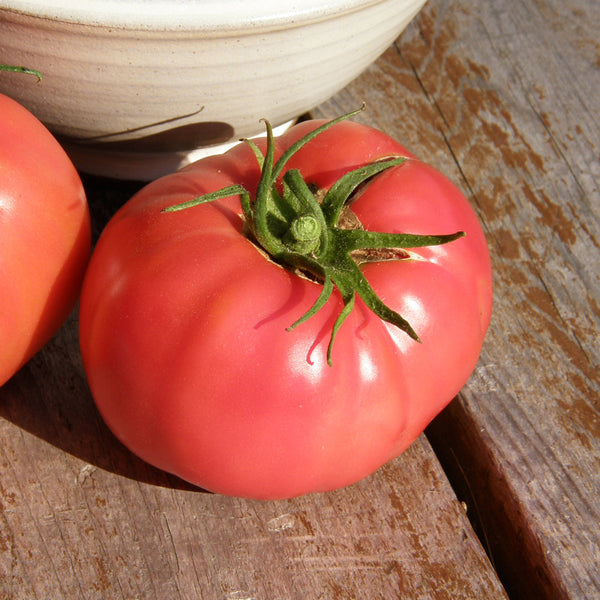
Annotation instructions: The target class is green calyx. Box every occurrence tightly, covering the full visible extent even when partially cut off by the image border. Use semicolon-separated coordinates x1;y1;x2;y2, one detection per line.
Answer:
163;108;465;365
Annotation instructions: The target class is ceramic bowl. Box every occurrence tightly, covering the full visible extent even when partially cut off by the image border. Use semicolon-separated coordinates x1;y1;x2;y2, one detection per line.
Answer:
0;0;426;179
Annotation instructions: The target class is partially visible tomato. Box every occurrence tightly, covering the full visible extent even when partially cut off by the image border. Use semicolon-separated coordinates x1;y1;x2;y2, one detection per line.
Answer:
79;111;492;499
0;91;91;385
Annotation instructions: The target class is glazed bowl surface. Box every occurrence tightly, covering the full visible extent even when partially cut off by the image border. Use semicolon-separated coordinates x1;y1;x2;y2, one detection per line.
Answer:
0;0;426;179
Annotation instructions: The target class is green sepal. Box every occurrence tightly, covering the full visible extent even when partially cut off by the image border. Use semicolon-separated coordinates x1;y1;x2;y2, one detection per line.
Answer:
163;109;466;366
320;157;405;226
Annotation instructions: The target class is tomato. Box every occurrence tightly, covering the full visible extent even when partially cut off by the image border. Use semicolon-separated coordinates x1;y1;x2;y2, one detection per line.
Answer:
0;91;91;386
79;111;492;499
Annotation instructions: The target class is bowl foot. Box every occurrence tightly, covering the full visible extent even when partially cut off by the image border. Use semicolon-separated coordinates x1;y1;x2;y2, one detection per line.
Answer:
64;119;297;181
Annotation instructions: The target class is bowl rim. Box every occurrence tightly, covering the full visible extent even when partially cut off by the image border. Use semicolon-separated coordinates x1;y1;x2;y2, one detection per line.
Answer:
0;0;407;31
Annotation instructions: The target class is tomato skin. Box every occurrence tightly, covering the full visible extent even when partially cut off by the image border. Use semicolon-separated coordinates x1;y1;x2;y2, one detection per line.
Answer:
0;94;91;386
79;119;492;499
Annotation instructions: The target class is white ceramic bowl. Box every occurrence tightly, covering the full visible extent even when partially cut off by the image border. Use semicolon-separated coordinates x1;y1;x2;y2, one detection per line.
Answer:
0;0;426;179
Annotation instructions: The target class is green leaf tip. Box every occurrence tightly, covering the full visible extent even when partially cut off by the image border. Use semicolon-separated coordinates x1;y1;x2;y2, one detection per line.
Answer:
0;64;42;81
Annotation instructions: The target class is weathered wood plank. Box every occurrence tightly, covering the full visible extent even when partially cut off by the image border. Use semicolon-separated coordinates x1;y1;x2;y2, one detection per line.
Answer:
315;0;600;597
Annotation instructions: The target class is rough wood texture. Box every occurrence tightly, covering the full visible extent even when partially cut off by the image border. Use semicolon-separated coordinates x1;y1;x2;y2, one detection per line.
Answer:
315;0;600;597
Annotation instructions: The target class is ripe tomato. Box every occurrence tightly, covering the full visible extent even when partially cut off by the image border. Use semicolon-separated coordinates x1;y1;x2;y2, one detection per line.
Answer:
0;92;91;386
79;112;492;499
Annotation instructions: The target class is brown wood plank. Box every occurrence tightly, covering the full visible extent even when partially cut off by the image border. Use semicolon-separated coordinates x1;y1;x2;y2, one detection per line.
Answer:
314;0;600;597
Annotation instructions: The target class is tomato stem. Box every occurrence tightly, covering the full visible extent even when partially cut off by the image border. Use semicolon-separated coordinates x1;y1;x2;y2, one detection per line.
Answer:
163;109;465;366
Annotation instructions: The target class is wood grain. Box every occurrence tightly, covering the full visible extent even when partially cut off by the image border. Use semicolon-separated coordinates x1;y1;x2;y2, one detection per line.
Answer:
315;0;600;597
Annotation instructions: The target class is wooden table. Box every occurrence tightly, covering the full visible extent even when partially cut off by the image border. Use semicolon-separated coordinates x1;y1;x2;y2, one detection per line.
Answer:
1;0;598;598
